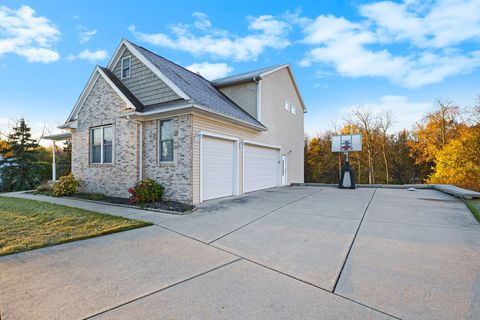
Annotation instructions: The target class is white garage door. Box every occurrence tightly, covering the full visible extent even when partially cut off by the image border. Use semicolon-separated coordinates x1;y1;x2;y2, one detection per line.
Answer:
202;136;236;201
244;144;279;193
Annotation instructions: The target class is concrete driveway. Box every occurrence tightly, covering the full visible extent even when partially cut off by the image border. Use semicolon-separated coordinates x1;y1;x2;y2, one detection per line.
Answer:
1;187;479;319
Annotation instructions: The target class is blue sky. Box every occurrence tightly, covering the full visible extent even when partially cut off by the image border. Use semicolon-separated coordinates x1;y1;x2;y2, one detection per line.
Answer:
1;0;479;141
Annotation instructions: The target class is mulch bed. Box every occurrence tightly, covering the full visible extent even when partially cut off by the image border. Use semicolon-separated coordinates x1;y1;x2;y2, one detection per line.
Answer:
28;191;195;213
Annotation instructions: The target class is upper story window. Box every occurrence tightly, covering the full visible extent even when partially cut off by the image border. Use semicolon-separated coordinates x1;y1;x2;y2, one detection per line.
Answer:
159;119;174;162
284;100;290;111
91;125;113;164
121;56;131;79
291;105;296;115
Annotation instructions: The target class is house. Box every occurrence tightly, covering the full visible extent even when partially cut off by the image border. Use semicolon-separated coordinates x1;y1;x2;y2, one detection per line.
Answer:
60;39;305;204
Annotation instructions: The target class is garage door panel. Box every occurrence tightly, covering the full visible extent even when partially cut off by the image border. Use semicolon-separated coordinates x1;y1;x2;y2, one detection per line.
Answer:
202;137;235;201
244;145;279;193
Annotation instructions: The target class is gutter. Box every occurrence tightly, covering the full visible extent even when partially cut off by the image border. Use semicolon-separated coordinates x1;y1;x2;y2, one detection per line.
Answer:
127;115;143;181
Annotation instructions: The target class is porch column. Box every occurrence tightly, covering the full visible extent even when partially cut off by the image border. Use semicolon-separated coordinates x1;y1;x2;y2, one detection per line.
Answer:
52;141;56;181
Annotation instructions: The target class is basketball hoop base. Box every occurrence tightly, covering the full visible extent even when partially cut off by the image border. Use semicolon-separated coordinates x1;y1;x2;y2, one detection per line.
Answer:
339;160;356;189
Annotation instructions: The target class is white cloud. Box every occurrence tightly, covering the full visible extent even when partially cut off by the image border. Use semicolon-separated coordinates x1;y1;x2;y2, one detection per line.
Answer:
360;0;480;48
300;1;480;88
192;12;212;31
0;5;60;63
66;49;108;62
78;25;97;44
186;62;233;80
129;13;291;61
339;95;434;132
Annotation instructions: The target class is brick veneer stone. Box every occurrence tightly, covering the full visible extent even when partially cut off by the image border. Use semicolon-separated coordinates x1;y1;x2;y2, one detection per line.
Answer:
72;76;193;203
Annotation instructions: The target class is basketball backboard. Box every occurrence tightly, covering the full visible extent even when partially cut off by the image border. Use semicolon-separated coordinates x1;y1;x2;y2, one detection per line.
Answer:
332;134;362;152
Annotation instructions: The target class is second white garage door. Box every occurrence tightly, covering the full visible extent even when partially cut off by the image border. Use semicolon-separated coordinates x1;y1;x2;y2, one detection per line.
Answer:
202;136;236;201
244;144;279;193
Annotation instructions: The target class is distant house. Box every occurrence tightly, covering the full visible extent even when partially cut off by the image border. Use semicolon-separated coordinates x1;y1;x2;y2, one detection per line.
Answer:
60;39;306;204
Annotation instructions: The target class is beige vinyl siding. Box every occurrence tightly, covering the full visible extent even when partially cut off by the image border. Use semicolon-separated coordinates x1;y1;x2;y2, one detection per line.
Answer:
112;48;180;105
192;67;304;204
260;67;304;186
218;81;258;118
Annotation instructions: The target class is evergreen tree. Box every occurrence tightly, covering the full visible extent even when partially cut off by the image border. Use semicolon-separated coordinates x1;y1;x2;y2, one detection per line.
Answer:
0;119;42;191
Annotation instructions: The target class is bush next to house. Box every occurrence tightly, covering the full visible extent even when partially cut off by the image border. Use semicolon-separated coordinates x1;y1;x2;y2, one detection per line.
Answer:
52;173;80;197
128;179;164;204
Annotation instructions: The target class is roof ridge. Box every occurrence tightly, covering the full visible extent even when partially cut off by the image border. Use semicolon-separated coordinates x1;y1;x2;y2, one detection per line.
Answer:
127;41;210;83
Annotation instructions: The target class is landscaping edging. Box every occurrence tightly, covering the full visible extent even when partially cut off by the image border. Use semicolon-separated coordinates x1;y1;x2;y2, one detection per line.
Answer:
63;196;197;215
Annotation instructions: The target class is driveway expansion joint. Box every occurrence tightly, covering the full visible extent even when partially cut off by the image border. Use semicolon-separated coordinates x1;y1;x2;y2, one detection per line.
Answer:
332;188;377;292
83;258;243;320
207;189;323;244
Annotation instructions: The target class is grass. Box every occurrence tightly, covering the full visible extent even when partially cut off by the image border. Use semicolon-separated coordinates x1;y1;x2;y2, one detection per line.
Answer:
465;199;480;224
0;197;152;256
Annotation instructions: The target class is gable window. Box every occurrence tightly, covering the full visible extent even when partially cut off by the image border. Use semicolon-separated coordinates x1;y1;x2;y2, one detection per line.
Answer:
284;100;290;111
121;56;131;79
159;119;174;162
291;105;296;115
91;125;113;164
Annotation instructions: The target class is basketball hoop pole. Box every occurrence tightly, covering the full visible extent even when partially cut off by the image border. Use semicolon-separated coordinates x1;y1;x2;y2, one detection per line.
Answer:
339;149;356;189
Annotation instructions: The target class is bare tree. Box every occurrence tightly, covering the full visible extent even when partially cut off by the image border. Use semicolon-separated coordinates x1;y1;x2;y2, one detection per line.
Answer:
378;110;394;184
348;108;378;184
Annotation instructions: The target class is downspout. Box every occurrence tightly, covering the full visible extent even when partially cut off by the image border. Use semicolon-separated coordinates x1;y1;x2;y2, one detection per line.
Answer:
127;115;143;181
253;76;262;122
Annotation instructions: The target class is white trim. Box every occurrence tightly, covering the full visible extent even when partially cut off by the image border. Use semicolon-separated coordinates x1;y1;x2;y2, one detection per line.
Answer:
120;40;189;100
260;64;307;112
256;79;262;122
199;134;204;203
198;131;239;142
284;99;290;111
65;68;100;123
91;125;113;164
66;66;138;123
158;118;175;163
199;132;240;203
122;103;266;131
241;141;245;195
243;140;281;150
120;55;131;79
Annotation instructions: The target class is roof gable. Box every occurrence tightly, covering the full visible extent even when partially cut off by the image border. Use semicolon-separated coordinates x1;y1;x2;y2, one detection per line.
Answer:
107;40;189;100
129;42;265;129
65;66;143;124
212;64;307;112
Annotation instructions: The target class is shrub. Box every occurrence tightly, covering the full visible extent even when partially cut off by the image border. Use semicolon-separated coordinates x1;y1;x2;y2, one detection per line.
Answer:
52;173;80;197
36;182;53;193
128;179;164;204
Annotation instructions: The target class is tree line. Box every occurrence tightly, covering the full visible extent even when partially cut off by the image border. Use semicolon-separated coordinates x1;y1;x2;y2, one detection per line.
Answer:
304;98;480;191
0;119;71;192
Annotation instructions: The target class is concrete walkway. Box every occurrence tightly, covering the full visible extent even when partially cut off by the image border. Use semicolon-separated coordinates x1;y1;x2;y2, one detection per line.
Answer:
1;187;479;319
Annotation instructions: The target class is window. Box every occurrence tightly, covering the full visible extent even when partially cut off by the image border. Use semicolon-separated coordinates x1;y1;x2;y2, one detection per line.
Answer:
91;125;113;164
291;105;296;115
121;56;131;79
284;100;290;111
159;120;174;162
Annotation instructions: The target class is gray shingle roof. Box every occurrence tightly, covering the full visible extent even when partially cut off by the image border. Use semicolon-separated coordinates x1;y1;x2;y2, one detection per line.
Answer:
100;67;144;111
211;65;285;86
128;41;265;129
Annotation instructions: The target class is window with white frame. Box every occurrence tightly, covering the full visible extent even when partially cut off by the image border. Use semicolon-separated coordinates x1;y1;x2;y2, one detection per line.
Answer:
91;125;113;164
159;119;174;162
284;99;290;111
121;56;131;79
291;105;296;115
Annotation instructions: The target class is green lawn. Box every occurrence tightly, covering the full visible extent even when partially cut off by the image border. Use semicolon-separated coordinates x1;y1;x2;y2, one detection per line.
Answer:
0;197;152;256
465;199;480;224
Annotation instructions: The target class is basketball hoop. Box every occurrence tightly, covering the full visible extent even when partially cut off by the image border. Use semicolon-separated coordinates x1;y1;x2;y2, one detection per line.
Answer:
331;134;362;189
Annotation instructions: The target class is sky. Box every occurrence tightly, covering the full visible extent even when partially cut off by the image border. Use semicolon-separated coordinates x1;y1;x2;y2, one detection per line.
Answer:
1;0;480;142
